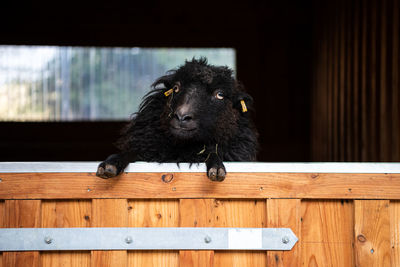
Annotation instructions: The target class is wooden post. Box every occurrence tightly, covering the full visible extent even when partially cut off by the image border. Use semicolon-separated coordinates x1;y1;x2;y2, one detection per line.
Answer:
128;200;179;267
267;199;301;267
213;200;267;267
301;200;354;266
41;200;91;267
91;199;128;267
3;200;41;267
179;199;214;267
354;200;391;266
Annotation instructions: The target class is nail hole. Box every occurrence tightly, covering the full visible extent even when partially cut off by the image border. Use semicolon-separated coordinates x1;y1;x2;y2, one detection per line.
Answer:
162;173;174;183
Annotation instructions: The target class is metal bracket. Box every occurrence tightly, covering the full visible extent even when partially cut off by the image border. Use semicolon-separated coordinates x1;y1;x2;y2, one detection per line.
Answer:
0;227;298;251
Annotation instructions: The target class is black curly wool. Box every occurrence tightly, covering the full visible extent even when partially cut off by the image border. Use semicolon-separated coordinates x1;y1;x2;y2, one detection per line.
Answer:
97;58;258;181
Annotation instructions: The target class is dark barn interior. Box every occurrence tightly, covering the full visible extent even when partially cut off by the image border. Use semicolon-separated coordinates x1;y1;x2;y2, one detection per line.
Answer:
0;0;399;162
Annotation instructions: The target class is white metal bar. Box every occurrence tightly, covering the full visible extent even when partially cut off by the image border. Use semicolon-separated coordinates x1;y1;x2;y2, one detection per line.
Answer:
0;227;297;251
0;162;400;173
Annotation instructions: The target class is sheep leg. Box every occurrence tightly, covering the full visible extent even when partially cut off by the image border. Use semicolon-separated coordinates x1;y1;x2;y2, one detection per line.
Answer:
205;153;226;182
96;153;132;179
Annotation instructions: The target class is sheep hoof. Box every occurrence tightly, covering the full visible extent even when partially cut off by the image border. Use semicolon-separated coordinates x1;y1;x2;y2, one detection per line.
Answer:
207;167;226;182
96;164;118;179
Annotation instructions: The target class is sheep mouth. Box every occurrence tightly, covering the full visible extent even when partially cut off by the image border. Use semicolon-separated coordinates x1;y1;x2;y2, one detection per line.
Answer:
170;126;198;139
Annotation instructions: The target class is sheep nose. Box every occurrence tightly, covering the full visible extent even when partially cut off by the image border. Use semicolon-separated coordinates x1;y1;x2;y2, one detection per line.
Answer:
175;112;193;123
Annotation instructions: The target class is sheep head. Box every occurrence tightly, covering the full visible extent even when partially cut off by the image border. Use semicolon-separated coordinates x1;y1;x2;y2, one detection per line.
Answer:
153;58;253;144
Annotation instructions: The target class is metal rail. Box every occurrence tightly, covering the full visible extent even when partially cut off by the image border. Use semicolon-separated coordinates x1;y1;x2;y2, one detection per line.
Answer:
0;162;400;173
0;227;297;251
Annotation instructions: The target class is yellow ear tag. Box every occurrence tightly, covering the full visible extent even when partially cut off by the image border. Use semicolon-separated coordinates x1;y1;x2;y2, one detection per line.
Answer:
164;88;173;97
240;100;248;112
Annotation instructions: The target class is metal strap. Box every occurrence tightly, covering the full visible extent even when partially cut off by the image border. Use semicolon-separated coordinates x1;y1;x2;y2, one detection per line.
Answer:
0;227;298;251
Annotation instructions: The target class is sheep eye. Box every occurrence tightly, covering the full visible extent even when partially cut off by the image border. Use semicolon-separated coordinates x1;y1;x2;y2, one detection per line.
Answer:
215;91;224;100
173;83;180;93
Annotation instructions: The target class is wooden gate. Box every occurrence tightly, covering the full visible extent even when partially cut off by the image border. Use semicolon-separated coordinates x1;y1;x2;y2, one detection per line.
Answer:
0;162;400;266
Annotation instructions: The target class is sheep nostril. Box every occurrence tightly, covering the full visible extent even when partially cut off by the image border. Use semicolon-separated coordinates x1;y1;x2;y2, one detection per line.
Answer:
174;113;192;123
181;115;192;122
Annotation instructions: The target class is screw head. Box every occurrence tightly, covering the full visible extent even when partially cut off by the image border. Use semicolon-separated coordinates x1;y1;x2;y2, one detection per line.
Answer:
204;236;212;243
282;236;290;244
125;236;133;244
44;237;53;244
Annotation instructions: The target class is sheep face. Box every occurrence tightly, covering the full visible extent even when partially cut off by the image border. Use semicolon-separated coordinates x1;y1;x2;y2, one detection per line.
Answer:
167;82;239;142
158;59;245;143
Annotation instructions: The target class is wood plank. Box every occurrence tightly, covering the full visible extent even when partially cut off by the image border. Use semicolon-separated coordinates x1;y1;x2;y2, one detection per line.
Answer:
91;199;128;267
392;0;400;161
380;0;389;162
390;201;400;266
301;200;354;266
179;199;214;267
360;0;368;161
333;0;340;161
3;200;41;267
0;201;4;267
41;200;91;267
1;172;400;199
213;200;267;267
266;199;301;267
339;0;346;161
128;200;179;267
353;0;360;161
370;0;378;161
355;200;391;267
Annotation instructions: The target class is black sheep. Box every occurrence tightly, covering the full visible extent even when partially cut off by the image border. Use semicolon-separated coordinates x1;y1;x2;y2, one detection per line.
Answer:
96;58;258;181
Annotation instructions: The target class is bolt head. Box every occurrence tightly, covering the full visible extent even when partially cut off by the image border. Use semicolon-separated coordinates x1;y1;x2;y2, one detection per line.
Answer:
125;236;133;244
282;236;290;244
44;237;53;244
204;236;212;243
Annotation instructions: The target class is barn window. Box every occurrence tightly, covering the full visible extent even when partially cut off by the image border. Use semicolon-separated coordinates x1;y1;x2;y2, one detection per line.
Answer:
0;46;235;121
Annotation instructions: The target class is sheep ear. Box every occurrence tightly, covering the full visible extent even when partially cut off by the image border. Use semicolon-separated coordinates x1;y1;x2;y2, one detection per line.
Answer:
152;73;174;89
234;92;253;114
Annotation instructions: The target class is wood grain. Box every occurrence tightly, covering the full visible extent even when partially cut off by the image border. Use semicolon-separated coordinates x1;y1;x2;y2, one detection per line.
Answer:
91;199;128;267
1;172;400;199
41;200;91;267
301;200;354;266
3;200;41;267
213;200;267;267
390;201;400;266
179;199;214;267
0;201;3;267
311;0;400;162
266;199;301;267
354;200;391;267
128;200;179;267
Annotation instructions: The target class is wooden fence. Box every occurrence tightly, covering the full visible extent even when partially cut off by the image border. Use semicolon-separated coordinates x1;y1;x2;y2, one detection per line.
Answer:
0;162;400;266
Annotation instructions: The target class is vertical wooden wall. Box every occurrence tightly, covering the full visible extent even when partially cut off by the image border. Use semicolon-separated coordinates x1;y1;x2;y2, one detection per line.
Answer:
312;0;400;161
2;198;400;266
